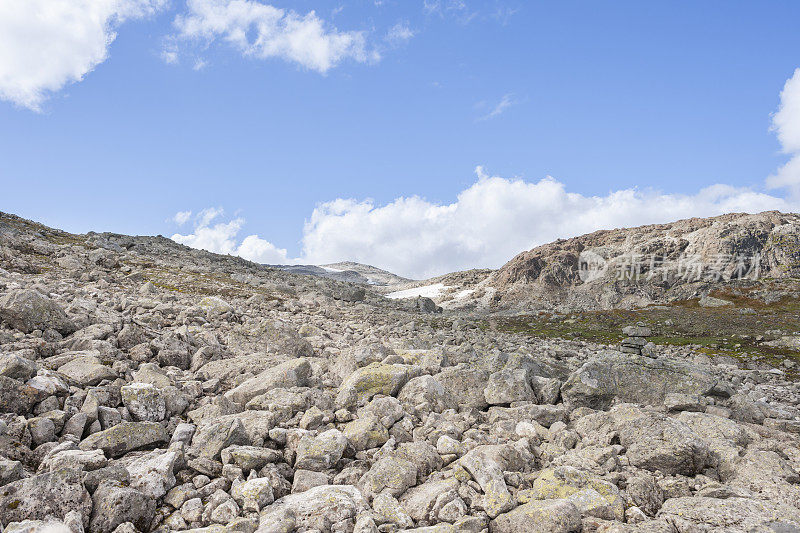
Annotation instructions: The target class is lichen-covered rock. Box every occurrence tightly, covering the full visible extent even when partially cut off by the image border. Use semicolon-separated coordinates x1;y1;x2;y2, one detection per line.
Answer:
295;429;347;471
336;363;410;408
57;354;116;387
560;352;722;409
490;499;582;533
0;289;76;334
531;466;624;521
484;368;536;405
258;485;367;532
225;358;311;406
617;413;711;476
79;421;169;458
121;382;167;422
0;469;92;528
657;496;800;532
189;417;249;460
90;480;156;533
343;414;389;451
397;375;456;413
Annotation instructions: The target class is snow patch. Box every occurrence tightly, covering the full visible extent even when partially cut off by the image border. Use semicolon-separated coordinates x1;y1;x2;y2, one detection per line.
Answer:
386;283;447;300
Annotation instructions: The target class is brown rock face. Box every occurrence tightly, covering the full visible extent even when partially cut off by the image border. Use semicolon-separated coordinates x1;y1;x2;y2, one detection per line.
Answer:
486;211;800;310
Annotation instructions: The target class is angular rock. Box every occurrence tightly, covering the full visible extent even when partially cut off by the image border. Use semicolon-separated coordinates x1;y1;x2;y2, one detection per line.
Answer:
0;289;76;335
0;469;92;528
90;480;156;533
295;429;347;471
79;421;169;458
561;352;722;409
225;358;311;406
490;499;581;533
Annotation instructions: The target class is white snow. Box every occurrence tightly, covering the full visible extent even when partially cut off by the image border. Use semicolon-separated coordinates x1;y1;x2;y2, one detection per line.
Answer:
321;266;345;273
454;289;474;299
386;283;447;300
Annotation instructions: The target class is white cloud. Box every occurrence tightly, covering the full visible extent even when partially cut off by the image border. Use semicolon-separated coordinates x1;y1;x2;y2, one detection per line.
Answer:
767;68;800;198
171;0;377;73
171;207;294;264
386;22;414;46
478;93;516;121
0;0;165;111
173;210;193;225
171;170;794;279
299;167;794;279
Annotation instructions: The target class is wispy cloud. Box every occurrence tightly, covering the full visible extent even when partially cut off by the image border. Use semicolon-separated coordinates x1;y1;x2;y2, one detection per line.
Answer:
477;93;517;121
386;22;415;46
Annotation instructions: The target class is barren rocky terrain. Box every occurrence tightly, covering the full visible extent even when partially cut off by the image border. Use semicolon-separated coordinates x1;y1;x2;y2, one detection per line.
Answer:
2;210;800;533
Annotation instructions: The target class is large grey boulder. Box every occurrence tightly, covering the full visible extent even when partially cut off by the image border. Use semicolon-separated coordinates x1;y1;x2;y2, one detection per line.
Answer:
0;469;92;528
437;367;491;410
484;368;536;405
0;376;46;414
295;429;347;471
57;354;116;387
121;383;167;422
189;417;249;460
259;485;367;532
397;375;456;413
490;499;581;533
0;289;76;335
336;363;410;409
617;413;711;476
225;358;311;406
79;421;169;458
657;496;800;532
560;352;723;409
90;480;156;533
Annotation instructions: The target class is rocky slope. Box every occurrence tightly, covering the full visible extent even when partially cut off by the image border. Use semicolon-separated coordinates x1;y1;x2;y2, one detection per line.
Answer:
423;211;800;312
1;210;800;533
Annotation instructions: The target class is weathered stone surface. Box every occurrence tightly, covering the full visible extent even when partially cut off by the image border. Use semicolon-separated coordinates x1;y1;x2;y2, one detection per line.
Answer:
532;466;624;521
0;375;45;414
0;469;92;528
225;358;311;406
295;429;347;471
336;363;410;408
0;289;76;334
561;352;721;409
490;499;582;533
57;354;116;387
259;485;367;532
343;414;389;451
90;480;156;533
397;375;456;413
79;421;169;457
121;382;167;422
657;496;800;532
617;413;711;476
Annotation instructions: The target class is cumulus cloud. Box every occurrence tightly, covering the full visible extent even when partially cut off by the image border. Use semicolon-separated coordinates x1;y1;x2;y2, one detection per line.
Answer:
171;169;793;279
171;0;377;72
171;208;294;264
300;167;793;278
172;210;193;225
0;0;165;111
767;68;800;198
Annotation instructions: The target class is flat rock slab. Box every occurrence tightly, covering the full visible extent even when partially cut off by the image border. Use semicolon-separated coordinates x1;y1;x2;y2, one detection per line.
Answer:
79;421;168;458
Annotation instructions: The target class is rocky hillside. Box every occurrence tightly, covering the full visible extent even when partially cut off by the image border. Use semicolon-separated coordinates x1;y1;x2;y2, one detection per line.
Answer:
2;210;800;533
432;211;800;312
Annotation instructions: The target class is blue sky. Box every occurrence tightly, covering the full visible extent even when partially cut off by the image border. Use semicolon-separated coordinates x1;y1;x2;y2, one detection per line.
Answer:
1;1;800;278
